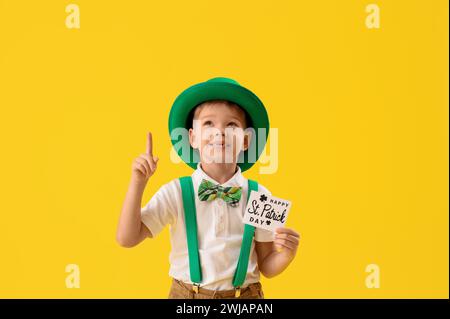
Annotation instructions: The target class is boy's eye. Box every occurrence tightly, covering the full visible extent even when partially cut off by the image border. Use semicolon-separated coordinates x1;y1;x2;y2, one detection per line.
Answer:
227;122;238;127
203;120;213;126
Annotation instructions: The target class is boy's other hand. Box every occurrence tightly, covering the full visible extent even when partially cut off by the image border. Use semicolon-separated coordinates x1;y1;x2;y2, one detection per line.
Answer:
131;132;159;185
274;227;300;258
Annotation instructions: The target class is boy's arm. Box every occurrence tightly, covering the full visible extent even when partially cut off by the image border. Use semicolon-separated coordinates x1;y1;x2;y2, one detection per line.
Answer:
116;132;159;248
255;227;300;278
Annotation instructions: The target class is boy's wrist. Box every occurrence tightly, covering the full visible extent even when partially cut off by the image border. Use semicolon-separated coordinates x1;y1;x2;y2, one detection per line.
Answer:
129;178;148;192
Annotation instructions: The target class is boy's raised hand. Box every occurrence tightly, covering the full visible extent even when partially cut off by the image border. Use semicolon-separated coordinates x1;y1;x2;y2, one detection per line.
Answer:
131;132;159;184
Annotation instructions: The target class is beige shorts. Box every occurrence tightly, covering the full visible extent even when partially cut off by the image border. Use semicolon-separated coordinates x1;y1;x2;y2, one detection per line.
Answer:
168;278;265;299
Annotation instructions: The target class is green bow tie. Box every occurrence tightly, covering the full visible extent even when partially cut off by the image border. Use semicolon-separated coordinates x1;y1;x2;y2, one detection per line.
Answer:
198;179;242;207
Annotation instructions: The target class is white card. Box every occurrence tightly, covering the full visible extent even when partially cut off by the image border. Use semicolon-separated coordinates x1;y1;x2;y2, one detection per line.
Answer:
243;190;292;232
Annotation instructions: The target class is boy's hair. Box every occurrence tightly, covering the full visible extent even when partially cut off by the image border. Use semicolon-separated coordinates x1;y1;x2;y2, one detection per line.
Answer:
187;99;249;129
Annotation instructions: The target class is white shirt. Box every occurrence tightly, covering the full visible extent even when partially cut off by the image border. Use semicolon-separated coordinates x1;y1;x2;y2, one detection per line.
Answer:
140;162;275;290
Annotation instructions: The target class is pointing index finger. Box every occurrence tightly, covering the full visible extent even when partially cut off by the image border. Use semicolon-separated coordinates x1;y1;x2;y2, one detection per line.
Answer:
146;132;153;156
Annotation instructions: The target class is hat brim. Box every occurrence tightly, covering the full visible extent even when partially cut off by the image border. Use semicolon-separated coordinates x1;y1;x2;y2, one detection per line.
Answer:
168;81;269;172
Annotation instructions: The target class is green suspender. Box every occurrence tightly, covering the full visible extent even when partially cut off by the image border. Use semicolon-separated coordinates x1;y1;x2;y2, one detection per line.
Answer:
232;179;258;287
179;176;258;288
179;176;202;283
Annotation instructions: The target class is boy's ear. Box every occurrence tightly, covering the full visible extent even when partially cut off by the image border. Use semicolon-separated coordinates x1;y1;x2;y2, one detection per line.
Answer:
189;128;199;149
242;130;252;151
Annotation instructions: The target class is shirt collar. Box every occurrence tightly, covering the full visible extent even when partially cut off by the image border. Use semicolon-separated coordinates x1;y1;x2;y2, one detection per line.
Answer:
192;162;246;187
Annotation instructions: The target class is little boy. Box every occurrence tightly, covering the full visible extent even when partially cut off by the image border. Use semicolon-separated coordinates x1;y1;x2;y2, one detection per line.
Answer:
116;77;300;299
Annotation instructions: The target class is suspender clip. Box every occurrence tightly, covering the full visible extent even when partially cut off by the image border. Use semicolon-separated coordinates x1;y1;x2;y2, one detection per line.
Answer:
192;283;200;294
234;287;241;298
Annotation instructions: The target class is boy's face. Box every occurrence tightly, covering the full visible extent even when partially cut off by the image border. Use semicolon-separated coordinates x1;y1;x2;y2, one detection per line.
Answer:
188;102;251;165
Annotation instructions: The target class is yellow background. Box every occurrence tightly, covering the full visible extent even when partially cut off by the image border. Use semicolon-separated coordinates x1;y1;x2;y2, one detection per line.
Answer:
0;0;448;298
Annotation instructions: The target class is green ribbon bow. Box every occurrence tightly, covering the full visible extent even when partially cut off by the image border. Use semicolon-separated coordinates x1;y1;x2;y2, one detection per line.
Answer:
198;179;242;207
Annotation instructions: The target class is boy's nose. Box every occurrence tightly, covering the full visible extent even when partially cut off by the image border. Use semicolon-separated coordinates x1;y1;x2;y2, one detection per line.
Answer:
212;131;225;142
212;126;227;136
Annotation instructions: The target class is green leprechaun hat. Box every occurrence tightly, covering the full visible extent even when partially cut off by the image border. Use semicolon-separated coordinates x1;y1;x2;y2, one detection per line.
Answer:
168;77;269;172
